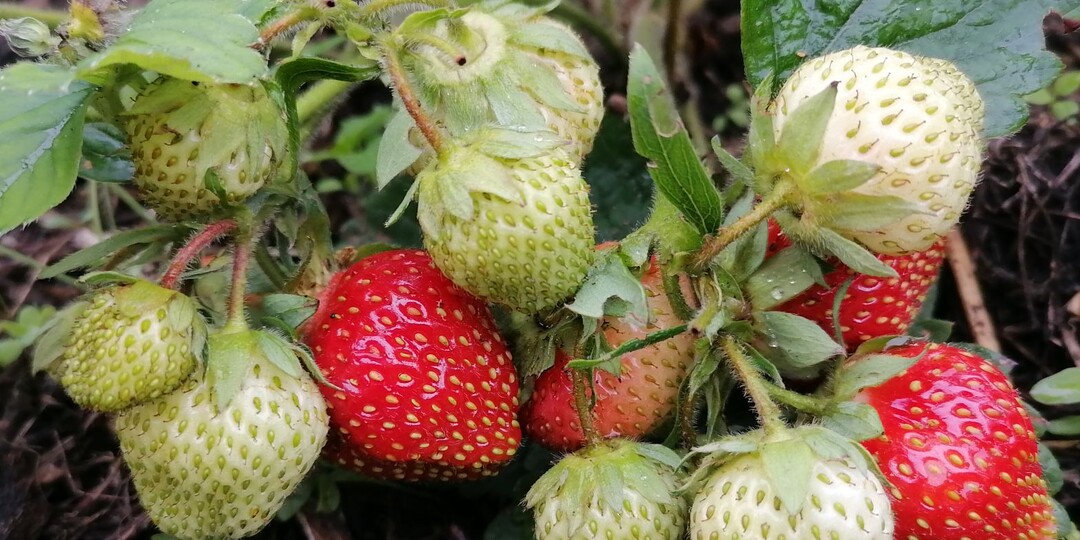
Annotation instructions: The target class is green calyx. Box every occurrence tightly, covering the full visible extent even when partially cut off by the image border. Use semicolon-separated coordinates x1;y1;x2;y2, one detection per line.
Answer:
390;2;601;151
205;327;324;411
124;77;288;221
43;280;207;412
526;440;686;539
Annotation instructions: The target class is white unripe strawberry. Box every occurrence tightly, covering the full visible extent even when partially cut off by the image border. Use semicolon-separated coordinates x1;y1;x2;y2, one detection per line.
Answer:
768;45;984;255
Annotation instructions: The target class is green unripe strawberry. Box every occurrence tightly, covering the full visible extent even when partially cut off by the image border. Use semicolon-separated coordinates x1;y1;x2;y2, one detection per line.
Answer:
52;281;205;412
417;145;594;313
761;45;984;255
125;78;288;221
115;329;328;540
390;3;602;164
525;440;686;539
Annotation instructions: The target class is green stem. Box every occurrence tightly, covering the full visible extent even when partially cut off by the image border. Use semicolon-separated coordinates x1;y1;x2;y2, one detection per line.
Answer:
357;0;452;20
225;225;255;331
550;2;622;64
256;9;315;49
571;368;601;446
574;324;689;368
763;381;830;416
382;41;446;159
0;245;78;285
160;219;238;290
691;180;795;272
0;5;67;27
721;335;785;436
296;79;356;141
86;182;103;236
254;243;290;291
107;183;155;222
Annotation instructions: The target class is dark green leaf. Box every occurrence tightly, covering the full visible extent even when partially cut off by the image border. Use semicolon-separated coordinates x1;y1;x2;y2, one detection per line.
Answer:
79;122;134;183
584;116;655;242
740;0;1078;138
564;251;648;321
1038;442;1063;494
78;0;267;84
627;45;723;234
0;63;94;233
483;506;535;540
906;318;953;341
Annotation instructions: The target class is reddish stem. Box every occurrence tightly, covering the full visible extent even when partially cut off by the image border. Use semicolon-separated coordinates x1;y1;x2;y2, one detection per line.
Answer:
160;219;238;290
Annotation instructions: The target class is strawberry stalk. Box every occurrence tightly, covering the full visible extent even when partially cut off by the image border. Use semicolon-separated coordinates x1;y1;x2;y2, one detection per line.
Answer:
225;224;256;331
160;219;238;289
691;180;794;272
762;380;830;416
357;0;453;20
382;41;446;159
570;368;601;446
720;335;786;436
256;8;316;49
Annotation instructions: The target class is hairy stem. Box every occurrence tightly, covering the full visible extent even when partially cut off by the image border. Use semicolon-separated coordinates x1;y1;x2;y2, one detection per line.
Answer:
357;0;452;20
691;181;794;272
256;9;313;49
763;381;830;416
382;42;446;158
225;225;255;331
721;335;785;436
160;219;238;290
0;5;67;26
571;368;601;446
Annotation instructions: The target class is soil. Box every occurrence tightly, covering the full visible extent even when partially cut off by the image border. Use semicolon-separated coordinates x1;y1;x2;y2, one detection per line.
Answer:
1;1;1079;538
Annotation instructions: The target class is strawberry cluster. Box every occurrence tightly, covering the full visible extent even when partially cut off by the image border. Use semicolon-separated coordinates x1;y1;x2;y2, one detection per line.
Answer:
19;1;1067;539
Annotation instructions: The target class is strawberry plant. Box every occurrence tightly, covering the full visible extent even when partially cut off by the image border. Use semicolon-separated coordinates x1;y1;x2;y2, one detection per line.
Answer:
0;0;1078;538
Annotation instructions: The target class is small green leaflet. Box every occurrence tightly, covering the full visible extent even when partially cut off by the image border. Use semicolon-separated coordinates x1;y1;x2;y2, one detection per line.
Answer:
1030;367;1080;406
627;45;723;235
0;63;94;234
78;0;267;84
741;0;1080;138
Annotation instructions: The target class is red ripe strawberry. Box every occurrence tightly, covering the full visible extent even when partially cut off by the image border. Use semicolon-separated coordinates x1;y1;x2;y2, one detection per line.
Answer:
855;341;1056;540
304;249;522;482
767;221;944;350
523;259;695;452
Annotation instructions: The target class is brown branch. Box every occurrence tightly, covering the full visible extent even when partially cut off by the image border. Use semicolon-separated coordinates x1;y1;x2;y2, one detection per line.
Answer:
945;228;1002;352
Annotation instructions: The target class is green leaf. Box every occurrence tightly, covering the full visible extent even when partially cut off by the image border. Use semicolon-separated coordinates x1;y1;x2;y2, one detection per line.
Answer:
79;122;135;183
833;353;919;397
254;330;302;377
757;311;844;368
801;160;881;194
564;250;648;322
376;109;423;188
711;136;753;184
740;0;1079;138
0;305;58;367
761;438;815;514
0;63;94;234
776;83;837;175
814;226;897;277
261;293;317;330
745;246;820;310
78;0;266;84
484;506;535;540
40;224;184;278
1050;99;1079;120
821;401;885;442
1053;70;1080;96
1030;367;1080;405
1047;415;1080;436
627;44;723;234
